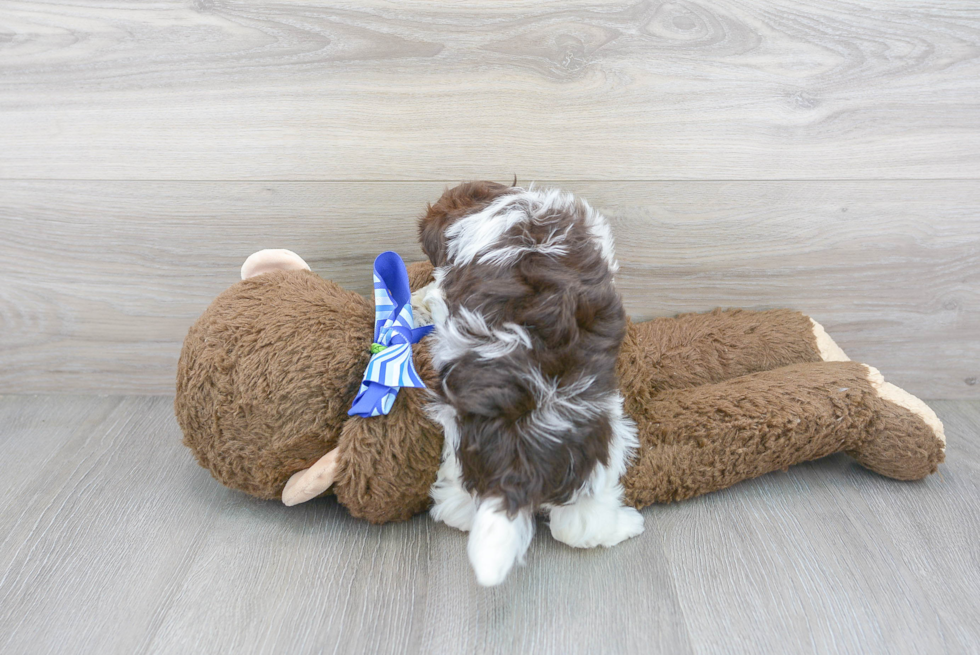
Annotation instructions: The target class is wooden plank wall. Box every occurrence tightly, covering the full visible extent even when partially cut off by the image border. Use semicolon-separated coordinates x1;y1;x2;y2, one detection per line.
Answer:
1;1;978;397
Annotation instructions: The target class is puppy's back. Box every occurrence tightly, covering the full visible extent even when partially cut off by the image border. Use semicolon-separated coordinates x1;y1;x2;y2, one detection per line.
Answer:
431;188;626;514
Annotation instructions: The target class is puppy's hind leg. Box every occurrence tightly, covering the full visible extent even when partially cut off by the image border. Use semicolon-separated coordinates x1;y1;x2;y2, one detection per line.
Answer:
429;448;478;532
549;396;644;549
467;498;535;586
548;472;644;549
428;403;478;532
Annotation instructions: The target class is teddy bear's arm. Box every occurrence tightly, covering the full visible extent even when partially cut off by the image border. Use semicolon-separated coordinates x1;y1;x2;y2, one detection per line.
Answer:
327;342;444;523
621;360;945;509
619;309;846;399
406;260;436;290
329;390;443;523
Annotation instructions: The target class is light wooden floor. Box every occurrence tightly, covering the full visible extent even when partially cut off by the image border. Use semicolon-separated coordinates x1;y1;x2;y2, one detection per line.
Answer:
0;395;978;654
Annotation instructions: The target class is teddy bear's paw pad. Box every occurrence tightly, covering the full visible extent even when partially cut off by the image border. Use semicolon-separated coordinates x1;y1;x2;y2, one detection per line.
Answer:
810;318;850;362
865;365;946;448
550;501;645;549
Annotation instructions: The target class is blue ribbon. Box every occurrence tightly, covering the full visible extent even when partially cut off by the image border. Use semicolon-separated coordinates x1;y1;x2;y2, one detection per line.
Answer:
348;252;434;417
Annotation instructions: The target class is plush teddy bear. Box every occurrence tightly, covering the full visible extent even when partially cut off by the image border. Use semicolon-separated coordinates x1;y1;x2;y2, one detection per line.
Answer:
175;250;945;524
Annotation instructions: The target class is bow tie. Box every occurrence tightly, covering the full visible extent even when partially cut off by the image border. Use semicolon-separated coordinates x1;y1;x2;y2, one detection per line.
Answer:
348;252;434;418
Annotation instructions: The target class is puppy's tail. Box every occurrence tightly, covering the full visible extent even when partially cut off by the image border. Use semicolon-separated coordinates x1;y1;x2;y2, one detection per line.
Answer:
467;497;534;586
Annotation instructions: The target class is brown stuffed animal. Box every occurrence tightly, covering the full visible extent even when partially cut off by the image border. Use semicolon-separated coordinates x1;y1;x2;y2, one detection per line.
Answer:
175;251;945;524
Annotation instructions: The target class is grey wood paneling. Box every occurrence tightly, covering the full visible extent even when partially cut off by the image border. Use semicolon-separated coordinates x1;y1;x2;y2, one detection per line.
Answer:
0;395;977;654
0;1;978;180
1;180;977;397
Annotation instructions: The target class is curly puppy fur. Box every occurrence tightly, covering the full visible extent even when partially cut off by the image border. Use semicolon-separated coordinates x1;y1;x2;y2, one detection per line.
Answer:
418;182;643;585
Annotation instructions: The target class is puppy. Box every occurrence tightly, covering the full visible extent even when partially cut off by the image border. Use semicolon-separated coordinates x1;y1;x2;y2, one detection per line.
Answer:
415;181;644;586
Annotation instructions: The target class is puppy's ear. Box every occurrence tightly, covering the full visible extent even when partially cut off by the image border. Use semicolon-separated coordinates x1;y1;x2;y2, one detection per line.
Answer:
419;181;515;267
418;204;448;268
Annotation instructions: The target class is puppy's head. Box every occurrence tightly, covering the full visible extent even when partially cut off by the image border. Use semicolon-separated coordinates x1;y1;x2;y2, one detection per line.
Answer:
419;181;516;267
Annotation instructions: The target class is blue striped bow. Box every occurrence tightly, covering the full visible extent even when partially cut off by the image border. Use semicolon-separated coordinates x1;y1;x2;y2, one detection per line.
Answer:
348;252;434;418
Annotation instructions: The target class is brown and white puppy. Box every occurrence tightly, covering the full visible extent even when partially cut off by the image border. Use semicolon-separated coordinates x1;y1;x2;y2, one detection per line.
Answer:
415;182;644;586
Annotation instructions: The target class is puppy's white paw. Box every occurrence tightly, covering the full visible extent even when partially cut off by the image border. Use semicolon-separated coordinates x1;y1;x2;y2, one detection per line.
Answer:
468;526;519;587
411;286;435;327
430;485;477;532
550;501;644;549
606;506;645;546
424;285;448;325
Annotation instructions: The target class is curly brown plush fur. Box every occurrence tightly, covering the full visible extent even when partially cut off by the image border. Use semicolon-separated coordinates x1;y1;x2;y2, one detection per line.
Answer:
177;270;373;499
176;260;945;524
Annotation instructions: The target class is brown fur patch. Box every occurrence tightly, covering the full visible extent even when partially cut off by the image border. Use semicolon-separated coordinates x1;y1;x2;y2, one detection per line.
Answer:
622;360;945;507
420;184;625;514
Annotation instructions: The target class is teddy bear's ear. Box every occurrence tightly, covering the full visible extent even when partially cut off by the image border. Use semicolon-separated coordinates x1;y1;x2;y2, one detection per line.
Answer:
241;249;311;280
282;449;339;506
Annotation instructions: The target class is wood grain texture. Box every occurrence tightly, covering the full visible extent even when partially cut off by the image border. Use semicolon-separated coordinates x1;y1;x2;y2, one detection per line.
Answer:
1;180;977;397
1;1;978;180
0;395;978;654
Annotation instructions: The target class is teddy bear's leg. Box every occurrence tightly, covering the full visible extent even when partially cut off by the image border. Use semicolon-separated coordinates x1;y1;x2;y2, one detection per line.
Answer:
621;361;945;509
846;366;946;480
620;309;851;399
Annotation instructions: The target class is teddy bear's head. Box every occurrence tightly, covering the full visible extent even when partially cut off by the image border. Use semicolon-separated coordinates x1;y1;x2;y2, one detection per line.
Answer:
175;251;442;521
175;264;374;499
